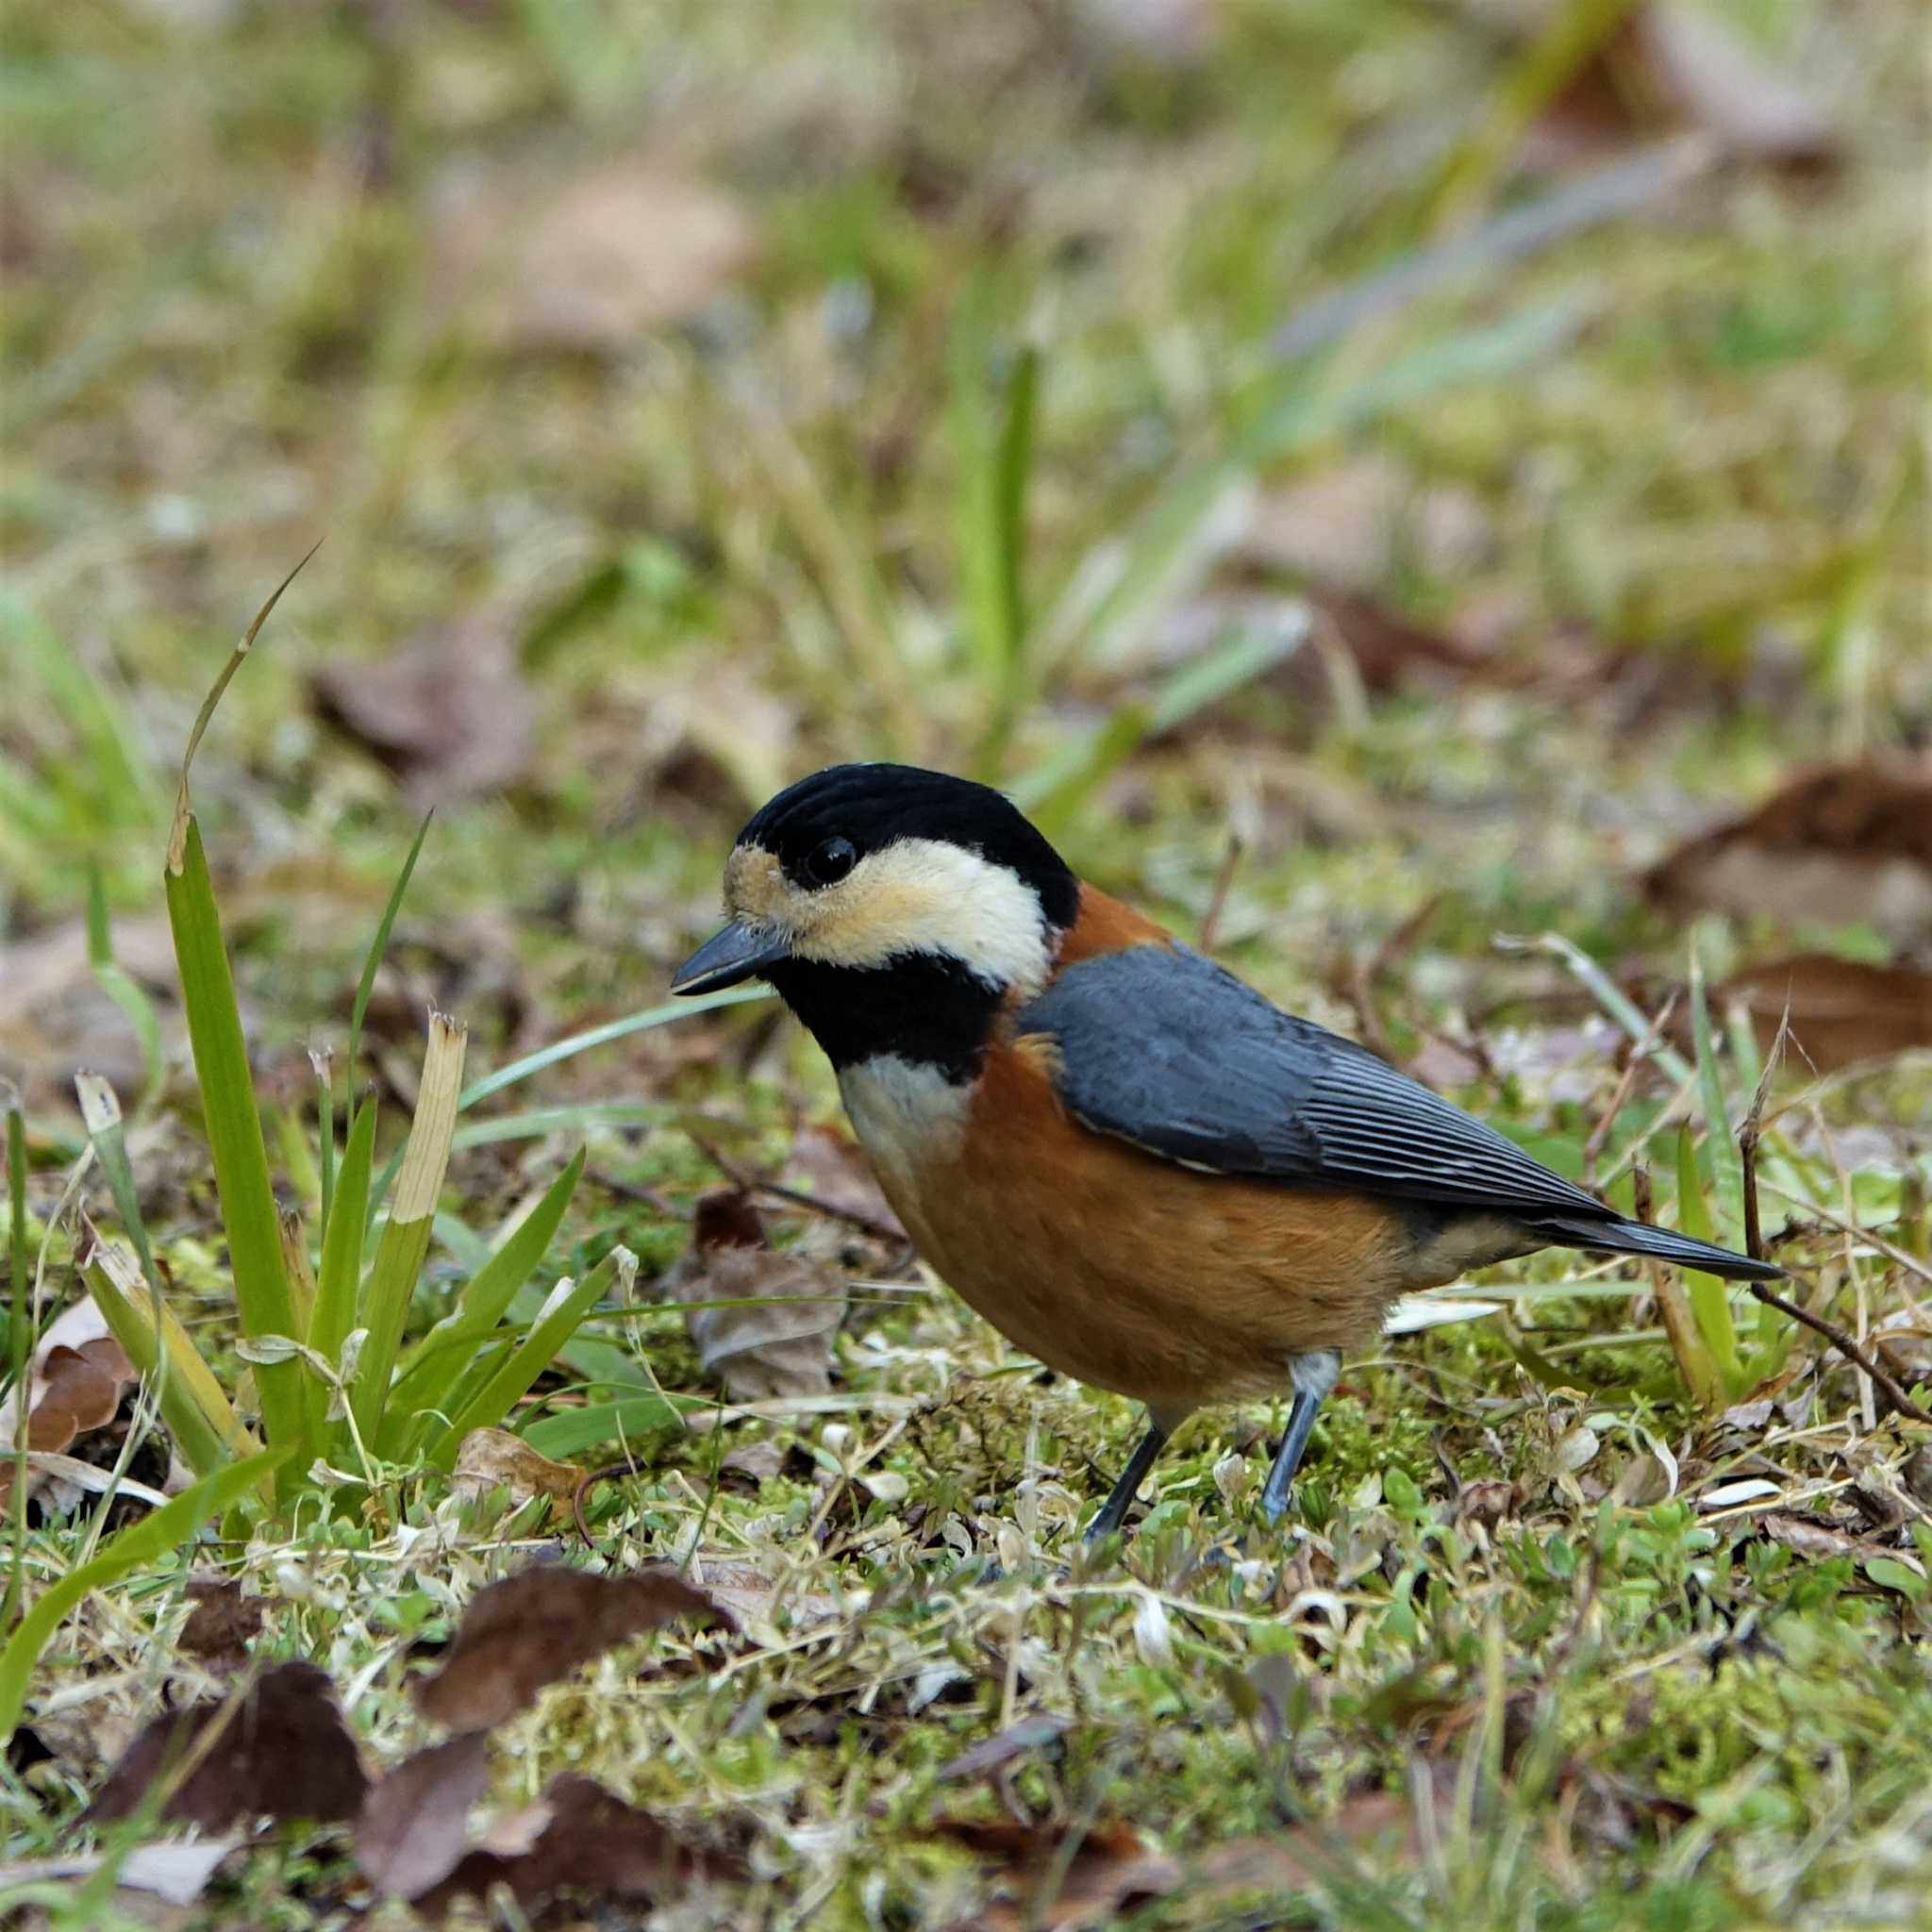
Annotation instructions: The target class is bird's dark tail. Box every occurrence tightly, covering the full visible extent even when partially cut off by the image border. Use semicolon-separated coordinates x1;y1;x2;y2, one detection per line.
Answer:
1528;1213;1782;1282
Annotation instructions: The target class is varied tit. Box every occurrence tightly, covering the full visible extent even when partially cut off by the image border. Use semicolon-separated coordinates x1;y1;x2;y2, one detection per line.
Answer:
673;764;1779;1541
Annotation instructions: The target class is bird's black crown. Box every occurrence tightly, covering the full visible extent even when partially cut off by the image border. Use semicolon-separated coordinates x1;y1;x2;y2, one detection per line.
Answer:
737;763;1080;928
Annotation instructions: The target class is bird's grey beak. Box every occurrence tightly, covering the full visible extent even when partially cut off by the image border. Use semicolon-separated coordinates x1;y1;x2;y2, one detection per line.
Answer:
671;920;791;995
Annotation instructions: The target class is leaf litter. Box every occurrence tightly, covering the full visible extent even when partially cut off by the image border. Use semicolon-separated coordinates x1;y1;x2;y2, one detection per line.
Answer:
661;1188;847;1400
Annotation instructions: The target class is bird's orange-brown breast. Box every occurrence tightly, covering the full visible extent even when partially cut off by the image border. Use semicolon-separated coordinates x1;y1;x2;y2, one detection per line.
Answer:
865;887;1421;1415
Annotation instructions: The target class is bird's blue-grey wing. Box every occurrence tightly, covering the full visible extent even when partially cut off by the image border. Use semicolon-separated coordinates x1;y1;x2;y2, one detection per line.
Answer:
1016;943;1607;1218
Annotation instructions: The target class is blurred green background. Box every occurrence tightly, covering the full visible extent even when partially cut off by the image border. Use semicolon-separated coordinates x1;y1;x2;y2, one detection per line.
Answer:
2;0;1925;1092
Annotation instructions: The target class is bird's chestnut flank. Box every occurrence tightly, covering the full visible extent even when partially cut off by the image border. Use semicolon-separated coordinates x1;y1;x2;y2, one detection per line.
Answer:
674;762;1779;1541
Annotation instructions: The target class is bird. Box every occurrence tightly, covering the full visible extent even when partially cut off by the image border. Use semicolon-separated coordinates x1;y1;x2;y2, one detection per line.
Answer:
672;763;1780;1541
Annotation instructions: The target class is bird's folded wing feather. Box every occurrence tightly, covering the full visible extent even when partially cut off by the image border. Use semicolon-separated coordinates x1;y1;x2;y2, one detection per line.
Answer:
1016;943;1607;1219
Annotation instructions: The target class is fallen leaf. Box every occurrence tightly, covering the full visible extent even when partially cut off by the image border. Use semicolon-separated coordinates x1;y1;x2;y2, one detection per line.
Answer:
1645;758;1932;943
409;1772;748;1921
414;1564;729;1733
87;1661;368;1831
662;1190;845;1401
1535;5;1838;171
0;1837;245;1907
1708;954;1932;1073
176;1577;267;1673
435;158;759;353
312;613;534;809
453;1426;587;1515
357;1732;492;1902
0;1297;137;1512
929;1817;1181;1930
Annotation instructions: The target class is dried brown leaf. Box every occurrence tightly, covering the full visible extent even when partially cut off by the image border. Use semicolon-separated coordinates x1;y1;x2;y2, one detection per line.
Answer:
356;1732;492;1901
0;1296;137;1510
87;1662;368;1831
664;1190;844;1400
1711;954;1932;1074
176;1577;266;1673
312;614;533;809
1645;758;1932;942
452;1426;586;1513
414;1564;729;1733
409;1772;748;1921
930;1817;1182;1930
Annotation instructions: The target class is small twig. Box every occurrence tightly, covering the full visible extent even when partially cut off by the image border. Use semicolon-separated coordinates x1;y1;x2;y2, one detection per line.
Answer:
587;1168;691;1220
1748;1276;1932;1428
687;1132;907;1243
1195;833;1245;956
572;1458;637;1551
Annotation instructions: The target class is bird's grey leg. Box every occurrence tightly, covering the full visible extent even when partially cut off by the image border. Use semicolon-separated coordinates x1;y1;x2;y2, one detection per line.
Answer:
1084;1416;1171;1542
1258;1350;1340;1523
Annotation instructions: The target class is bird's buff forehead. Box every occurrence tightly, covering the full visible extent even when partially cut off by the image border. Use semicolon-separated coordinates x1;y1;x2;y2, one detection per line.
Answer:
724;845;788;924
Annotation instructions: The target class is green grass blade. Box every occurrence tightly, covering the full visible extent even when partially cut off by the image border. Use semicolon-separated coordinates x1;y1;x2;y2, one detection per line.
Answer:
1013;619;1305;827
457;988;767;1111
952;284;1040;772
383;1146;586;1453
348;1013;465;1450
0;1446;288;1740
422;1247;634;1470
521;1392;689;1462
314;1049;336;1244
4;1097;27;1629
74;1074;156;1297
1688;944;1742;1230
309;1100;375;1369
346;809;432;1087
1675;1124;1744;1397
86;864;162;1112
163;816;305;1474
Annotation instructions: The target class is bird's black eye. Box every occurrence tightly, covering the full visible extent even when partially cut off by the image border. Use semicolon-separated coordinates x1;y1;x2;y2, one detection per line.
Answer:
803;835;858;888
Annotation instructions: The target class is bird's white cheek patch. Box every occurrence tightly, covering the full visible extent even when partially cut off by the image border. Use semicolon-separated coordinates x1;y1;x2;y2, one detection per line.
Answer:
837;1055;970;1195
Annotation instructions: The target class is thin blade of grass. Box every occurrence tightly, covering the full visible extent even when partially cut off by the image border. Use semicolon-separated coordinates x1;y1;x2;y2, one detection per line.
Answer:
348;1013;465;1451
346;809;433;1088
458;987;767;1111
86;865;162;1112
163;817;305;1478
383;1147;586;1456
422;1248;635;1470
1688;944;1743;1230
313;1049;336;1242
1013;617;1306;826
308;1095;375;1455
4;1098;27;1629
74;1073;156;1301
0;1446;289;1740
